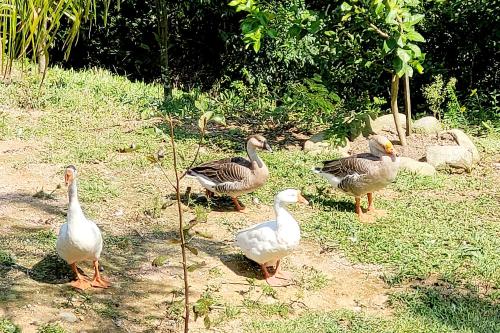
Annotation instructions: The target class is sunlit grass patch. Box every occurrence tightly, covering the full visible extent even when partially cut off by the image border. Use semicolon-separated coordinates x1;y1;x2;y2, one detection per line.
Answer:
0;318;20;333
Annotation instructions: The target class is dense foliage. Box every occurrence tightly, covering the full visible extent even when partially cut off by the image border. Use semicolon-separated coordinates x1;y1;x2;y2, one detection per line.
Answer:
45;0;500;136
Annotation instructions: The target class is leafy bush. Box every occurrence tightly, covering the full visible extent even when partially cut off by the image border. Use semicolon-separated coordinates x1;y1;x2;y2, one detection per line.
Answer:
422;74;445;120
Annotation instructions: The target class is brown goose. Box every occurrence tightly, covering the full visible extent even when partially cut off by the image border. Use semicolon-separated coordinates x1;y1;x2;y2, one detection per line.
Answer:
313;135;400;222
187;135;272;211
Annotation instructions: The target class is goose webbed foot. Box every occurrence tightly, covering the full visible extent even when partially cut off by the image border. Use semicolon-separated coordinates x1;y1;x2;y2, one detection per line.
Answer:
90;260;111;289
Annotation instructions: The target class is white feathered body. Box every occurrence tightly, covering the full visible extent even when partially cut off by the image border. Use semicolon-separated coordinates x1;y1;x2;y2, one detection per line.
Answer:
235;207;300;266
57;189;103;265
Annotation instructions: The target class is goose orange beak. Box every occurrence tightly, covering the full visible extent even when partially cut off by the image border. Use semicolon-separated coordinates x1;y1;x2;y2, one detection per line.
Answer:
64;172;72;186
384;142;396;155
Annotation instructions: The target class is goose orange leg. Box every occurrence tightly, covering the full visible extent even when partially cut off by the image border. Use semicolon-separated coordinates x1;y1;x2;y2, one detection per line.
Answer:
205;189;213;198
70;263;91;290
367;193;387;217
231;197;245;212
355;196;374;223
274;260;291;281
261;264;284;286
90;260;111;288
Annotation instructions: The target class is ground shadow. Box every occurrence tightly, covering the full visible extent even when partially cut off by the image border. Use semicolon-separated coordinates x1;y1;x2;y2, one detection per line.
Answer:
28;253;74;284
219;252;261;280
166;191;245;213
0;192;66;217
399;285;500;332
308;193;356;212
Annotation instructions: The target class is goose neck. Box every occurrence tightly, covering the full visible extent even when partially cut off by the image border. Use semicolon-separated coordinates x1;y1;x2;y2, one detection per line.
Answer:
247;142;264;168
274;201;293;227
68;180;83;217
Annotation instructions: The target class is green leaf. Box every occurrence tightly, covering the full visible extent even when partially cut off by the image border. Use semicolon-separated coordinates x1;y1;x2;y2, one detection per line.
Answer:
266;28;277;38
393;57;405;77
187;261;207;272
405;65;414;78
340;2;352;11
407;14;424;26
414;62;424;74
407;30;425;42
204;315;211;329
385;9;398;25
198;111;213;130
383;38;397;53
253;38;261;52
228;0;241;7
406;43;421;58
397;48;411;63
288;24;301;37
324;30;334;36
341;13;352;22
375;2;384;16
185;245;199;256
211;114;226;125
152;255;168;267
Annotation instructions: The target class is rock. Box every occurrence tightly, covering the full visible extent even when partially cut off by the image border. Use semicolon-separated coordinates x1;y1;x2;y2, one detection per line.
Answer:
59;311;78;323
303;131;351;157
442;129;480;163
303;132;330;152
399;157;436;176
426;145;473;172
413;116;442;134
371;113;407;135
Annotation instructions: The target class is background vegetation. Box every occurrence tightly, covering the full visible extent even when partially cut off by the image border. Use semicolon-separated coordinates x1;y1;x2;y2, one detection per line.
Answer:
49;0;499;140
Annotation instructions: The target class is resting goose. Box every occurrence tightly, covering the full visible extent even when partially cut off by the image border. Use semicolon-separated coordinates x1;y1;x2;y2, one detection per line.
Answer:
56;165;110;290
313;135;400;222
235;189;308;286
187;135;272;211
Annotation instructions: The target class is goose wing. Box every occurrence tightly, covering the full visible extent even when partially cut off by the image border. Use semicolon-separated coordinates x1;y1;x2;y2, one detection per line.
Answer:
188;157;253;184
320;153;380;177
319;153;381;192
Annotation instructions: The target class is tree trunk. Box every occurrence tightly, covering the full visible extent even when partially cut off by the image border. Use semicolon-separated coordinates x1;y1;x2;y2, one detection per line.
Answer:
391;74;407;145
157;0;171;101
403;74;412;136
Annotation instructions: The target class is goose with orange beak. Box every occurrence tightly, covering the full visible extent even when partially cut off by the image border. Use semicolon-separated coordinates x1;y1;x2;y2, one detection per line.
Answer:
313;135;400;222
56;165;110;290
235;189;308;286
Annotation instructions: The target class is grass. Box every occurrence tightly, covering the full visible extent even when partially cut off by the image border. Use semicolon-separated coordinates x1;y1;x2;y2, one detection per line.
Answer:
36;323;66;333
0;64;498;332
0;318;20;333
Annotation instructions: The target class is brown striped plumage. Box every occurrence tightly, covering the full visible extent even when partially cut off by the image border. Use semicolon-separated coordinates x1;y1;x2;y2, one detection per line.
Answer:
313;135;400;222
187;135;272;211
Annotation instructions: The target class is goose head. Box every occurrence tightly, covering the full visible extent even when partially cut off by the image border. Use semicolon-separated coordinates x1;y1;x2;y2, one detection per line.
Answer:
64;165;77;186
275;189;309;205
247;134;272;152
369;135;398;158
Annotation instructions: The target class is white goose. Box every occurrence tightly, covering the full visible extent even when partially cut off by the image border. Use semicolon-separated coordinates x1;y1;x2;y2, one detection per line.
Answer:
235;189;308;286
56;165;110;290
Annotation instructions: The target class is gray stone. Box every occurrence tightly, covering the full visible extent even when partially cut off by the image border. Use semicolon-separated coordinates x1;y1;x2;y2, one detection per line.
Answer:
426;145;473;172
413;116;442;134
442;129;480;163
399;157;436;176
59;311;78;323
371;113;408;135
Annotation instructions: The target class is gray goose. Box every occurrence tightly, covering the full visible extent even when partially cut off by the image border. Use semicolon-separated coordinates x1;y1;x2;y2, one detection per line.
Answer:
313;135;400;222
187;135;272;211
